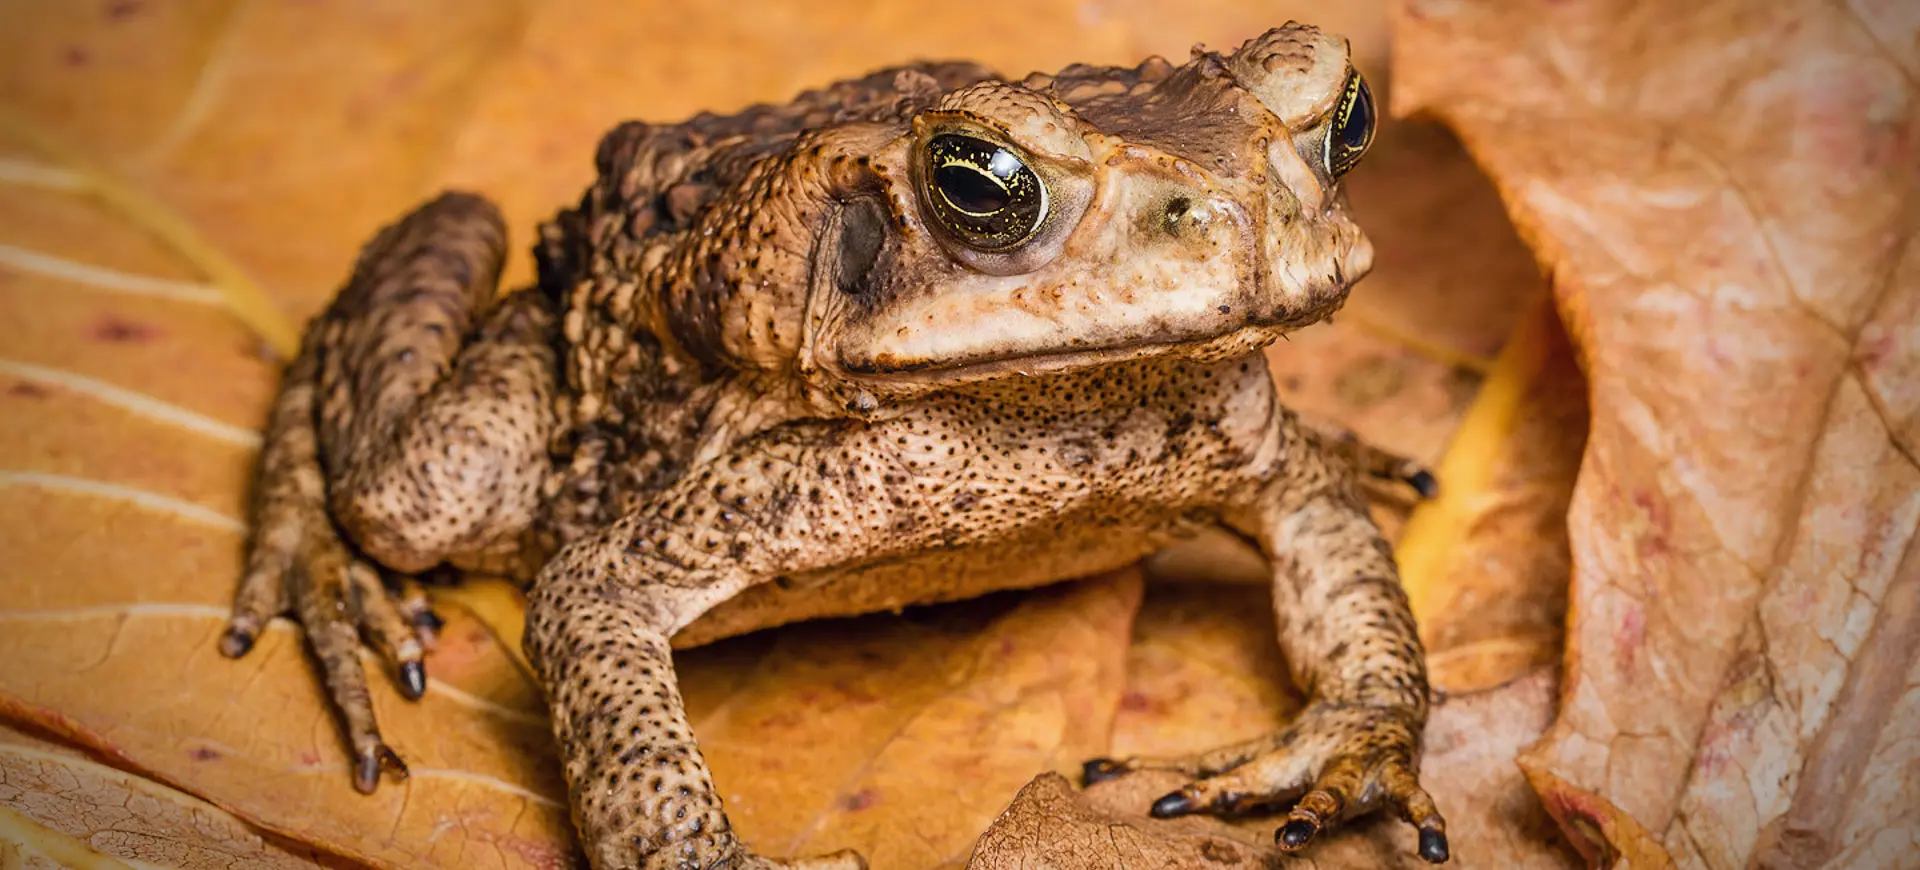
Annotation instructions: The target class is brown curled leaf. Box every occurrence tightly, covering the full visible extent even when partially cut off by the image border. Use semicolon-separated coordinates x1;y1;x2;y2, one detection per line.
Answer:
1396;0;1920;865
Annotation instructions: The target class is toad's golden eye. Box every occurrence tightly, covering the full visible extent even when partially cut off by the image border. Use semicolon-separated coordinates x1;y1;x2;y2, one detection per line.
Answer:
1325;72;1376;178
922;133;1048;251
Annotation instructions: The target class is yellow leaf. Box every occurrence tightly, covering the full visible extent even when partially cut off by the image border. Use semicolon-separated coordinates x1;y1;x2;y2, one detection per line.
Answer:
690;574;1141;867
1396;295;1588;691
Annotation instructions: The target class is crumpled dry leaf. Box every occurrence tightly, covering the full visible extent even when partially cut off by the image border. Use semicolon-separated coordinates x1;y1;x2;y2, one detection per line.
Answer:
0;724;347;869
1396;0;1920;866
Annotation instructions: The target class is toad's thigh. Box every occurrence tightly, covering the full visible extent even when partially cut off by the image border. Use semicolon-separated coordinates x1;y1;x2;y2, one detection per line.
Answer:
301;193;560;574
328;292;559;575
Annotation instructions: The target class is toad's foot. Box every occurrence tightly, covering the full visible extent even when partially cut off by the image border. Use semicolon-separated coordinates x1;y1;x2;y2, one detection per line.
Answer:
1297;416;1439;501
1083;702;1449;863
220;374;442;792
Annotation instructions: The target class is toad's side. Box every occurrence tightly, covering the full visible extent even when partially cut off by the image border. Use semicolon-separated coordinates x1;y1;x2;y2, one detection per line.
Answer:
224;23;1450;870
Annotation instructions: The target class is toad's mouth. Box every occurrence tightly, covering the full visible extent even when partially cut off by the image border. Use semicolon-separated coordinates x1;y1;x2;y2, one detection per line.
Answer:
832;320;1296;387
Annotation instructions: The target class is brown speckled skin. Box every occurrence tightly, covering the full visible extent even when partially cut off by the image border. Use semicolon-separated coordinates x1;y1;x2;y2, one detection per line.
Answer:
226;23;1449;869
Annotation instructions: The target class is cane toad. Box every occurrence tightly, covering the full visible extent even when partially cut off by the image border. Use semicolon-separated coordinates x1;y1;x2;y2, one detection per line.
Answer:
223;22;1450;869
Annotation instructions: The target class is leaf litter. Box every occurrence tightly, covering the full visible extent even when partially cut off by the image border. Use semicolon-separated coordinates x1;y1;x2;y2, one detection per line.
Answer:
11;0;1877;867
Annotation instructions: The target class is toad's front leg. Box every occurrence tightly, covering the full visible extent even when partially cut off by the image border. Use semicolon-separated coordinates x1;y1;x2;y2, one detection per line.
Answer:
1086;411;1450;863
525;429;906;869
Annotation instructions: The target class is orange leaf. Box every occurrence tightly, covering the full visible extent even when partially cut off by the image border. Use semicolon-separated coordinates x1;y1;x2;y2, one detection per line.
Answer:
689;573;1141;867
0;146;575;869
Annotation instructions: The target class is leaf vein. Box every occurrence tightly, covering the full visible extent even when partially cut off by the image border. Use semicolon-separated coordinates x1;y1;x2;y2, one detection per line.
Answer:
0;359;261;448
0;471;242;532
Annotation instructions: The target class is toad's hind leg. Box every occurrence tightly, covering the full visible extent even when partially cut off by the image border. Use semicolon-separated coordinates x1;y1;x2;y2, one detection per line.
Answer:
222;192;558;793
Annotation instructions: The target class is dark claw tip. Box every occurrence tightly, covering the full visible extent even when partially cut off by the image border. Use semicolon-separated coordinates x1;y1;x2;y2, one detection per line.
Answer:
398;661;428;701
353;750;381;794
218;629;254;658
1419;828;1451;863
1278;818;1319;850
1081;758;1127;786
1408;469;1440;499
1149;790;1197;819
353;745;409;794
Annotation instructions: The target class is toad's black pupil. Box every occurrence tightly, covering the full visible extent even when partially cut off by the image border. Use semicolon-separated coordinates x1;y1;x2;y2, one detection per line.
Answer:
1339;77;1374;154
1326;74;1376;177
922;133;1046;250
934;163;1009;215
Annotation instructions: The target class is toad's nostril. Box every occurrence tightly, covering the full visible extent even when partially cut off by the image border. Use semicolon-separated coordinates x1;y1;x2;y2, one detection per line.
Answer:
1162;196;1192;232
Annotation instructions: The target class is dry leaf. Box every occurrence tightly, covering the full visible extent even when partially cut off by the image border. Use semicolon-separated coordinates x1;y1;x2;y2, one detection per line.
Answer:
0;0;528;324
0;724;347;869
0;2;1611;869
0;588;573;870
0;128;579;870
686;573;1140;867
1103;584;1304;765
1396;0;1920;866
965;772;1272;869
